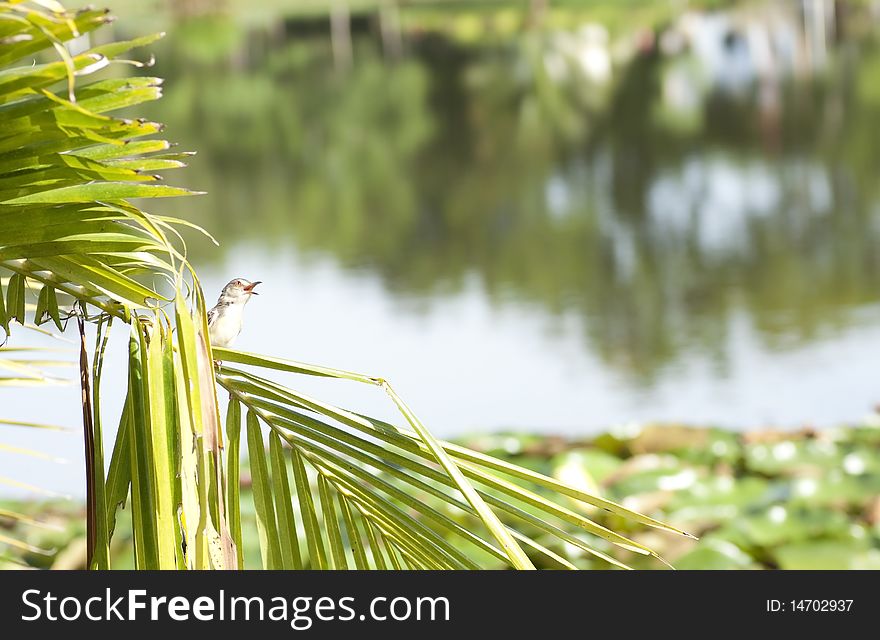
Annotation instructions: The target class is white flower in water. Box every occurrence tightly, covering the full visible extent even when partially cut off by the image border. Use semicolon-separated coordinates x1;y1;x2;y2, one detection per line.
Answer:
768;505;787;523
843;453;866;475
502;437;521;455
794;478;818;497
772;441;796;461
658;469;697;491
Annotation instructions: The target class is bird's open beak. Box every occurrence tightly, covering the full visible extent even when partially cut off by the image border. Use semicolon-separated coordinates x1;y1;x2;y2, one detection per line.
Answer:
244;281;261;295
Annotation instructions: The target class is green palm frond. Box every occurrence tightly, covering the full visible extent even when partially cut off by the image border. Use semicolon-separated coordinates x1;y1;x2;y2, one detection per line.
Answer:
214;350;692;569
0;4;200;322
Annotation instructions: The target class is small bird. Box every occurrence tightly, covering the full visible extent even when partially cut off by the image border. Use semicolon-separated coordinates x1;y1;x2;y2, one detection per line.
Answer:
207;277;261;348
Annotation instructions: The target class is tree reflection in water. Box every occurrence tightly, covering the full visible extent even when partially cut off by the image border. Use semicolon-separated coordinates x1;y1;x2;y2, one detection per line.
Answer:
124;3;880;384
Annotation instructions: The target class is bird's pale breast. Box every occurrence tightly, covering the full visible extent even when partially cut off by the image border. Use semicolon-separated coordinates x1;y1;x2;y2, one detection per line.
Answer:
209;304;245;347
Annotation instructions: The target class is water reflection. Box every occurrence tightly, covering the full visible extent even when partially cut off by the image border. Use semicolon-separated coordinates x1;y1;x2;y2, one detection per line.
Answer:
116;2;880;390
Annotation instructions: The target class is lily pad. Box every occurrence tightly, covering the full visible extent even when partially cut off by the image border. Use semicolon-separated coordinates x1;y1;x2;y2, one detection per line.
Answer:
716;506;852;548
774;541;880;570
674;538;759;570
